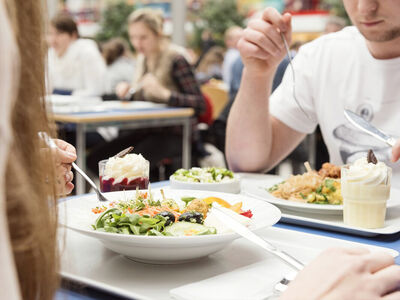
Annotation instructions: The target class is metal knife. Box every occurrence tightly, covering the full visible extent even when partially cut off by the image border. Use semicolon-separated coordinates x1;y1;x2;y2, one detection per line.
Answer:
212;206;304;271
344;109;396;147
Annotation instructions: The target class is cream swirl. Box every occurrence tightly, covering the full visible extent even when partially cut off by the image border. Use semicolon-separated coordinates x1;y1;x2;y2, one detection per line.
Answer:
345;157;388;186
104;154;149;184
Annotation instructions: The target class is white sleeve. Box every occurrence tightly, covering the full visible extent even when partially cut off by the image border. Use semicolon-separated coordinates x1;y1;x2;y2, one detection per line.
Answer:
72;45;106;97
270;43;319;134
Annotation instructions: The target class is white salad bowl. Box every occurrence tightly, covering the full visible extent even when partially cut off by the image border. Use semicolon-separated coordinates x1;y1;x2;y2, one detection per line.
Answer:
170;175;241;194
58;188;281;264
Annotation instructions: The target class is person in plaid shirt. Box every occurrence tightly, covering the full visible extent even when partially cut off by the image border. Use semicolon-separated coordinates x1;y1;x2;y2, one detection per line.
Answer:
88;8;207;180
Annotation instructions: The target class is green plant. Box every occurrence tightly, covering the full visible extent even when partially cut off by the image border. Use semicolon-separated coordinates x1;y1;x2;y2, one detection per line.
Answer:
320;0;350;24
95;1;135;44
188;0;247;50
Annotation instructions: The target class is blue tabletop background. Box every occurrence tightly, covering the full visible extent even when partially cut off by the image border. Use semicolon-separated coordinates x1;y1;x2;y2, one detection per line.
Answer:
55;181;400;300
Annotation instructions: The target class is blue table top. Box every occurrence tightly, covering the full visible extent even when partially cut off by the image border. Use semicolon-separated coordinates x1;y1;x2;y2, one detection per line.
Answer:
56;181;400;299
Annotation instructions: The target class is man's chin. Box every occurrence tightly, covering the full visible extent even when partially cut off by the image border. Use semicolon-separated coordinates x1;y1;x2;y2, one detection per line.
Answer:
359;27;400;43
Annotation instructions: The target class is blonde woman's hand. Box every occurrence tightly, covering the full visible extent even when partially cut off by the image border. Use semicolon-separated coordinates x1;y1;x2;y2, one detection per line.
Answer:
281;247;400;300
141;74;171;101
54;139;76;195
391;139;400;162
115;81;131;99
237;7;292;76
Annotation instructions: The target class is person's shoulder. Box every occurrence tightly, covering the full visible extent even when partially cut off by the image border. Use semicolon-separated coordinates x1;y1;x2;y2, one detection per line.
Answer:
302;26;361;51
297;26;362;62
74;38;101;55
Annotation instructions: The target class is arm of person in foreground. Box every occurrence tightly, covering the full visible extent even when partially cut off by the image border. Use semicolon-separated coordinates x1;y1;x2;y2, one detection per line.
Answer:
392;139;400;162
281;247;400;300
54;139;77;195
226;8;305;172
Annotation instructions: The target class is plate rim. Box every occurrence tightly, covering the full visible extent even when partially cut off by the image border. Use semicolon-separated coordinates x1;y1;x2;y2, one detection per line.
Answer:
58;188;282;243
241;174;400;214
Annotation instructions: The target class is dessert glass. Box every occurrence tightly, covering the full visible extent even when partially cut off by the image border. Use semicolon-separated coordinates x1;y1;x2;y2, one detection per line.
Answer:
99;158;149;192
341;165;391;228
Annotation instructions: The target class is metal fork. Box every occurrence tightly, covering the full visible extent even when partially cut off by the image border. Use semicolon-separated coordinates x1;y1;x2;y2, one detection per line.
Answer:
280;33;313;122
38;132;109;202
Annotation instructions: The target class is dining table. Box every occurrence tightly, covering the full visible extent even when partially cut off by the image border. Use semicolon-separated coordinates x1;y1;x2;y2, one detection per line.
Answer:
55;179;400;300
51;102;194;194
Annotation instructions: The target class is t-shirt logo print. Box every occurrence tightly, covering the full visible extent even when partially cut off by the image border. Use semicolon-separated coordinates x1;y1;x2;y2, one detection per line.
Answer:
333;102;389;164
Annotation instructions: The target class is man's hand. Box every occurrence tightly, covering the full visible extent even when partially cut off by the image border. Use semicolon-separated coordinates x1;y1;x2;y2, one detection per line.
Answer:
391;139;400;162
237;7;292;75
281;247;400;300
54;139;76;195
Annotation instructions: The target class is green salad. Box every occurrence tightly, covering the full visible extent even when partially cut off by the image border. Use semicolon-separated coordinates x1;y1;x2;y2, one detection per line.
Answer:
171;167;234;183
91;190;217;237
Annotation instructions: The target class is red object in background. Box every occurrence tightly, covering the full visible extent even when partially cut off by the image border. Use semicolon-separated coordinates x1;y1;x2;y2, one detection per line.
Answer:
240;210;253;219
198;93;213;125
285;9;329;16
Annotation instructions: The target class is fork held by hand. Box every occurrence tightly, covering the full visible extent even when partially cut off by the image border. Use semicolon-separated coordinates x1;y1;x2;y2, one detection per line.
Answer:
38;131;109;202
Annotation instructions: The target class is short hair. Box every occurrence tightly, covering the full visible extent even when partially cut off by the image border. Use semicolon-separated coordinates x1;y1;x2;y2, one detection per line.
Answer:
326;15;346;29
128;8;163;36
101;37;130;65
50;13;79;37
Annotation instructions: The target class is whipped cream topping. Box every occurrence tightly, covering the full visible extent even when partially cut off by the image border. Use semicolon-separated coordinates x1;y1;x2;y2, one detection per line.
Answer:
345;157;388;186
103;154;149;184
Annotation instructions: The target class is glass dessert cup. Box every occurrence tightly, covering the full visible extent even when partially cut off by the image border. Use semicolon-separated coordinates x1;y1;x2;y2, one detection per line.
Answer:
99;159;149;193
341;166;391;229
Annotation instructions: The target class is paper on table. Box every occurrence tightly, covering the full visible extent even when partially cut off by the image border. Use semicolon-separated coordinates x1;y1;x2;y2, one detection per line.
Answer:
170;258;294;300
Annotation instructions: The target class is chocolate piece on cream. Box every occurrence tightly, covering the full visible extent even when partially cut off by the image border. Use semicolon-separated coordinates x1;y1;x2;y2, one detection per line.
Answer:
114;146;134;158
367;149;378;164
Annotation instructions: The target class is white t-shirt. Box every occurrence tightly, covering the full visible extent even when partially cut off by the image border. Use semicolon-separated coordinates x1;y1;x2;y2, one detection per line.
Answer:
48;39;106;96
270;26;400;187
104;56;135;94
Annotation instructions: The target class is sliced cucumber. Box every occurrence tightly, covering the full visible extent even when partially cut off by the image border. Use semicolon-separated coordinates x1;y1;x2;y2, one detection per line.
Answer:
164;222;217;236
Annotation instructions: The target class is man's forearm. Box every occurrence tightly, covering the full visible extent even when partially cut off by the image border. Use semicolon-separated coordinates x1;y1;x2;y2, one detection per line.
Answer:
226;68;275;172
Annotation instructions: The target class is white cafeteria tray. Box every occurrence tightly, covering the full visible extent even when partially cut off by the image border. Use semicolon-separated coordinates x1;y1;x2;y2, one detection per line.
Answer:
279;204;400;237
239;173;400;236
60;227;397;300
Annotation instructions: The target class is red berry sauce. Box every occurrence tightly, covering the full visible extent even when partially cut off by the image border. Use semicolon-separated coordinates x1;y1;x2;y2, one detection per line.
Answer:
100;176;149;192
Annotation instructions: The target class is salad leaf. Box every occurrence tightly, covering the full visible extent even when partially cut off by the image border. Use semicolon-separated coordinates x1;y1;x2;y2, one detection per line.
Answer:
181;196;196;207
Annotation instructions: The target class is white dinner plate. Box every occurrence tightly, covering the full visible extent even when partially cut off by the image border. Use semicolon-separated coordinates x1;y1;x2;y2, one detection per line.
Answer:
240;174;400;215
58;188;281;264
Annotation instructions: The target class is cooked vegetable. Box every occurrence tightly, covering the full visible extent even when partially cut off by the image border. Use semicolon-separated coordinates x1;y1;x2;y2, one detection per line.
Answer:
179;211;204;224
184;198;209;217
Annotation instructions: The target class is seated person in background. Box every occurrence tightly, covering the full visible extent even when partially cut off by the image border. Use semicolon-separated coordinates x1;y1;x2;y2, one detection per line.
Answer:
89;8;206;180
115;8;205;108
222;26;243;87
102;37;135;97
226;2;400;186
194;29;216;68
3;1;397;299
324;15;347;34
47;13;106;96
195;46;224;84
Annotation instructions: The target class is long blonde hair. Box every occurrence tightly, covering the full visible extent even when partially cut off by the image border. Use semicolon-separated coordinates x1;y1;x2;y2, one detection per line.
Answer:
5;1;59;299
